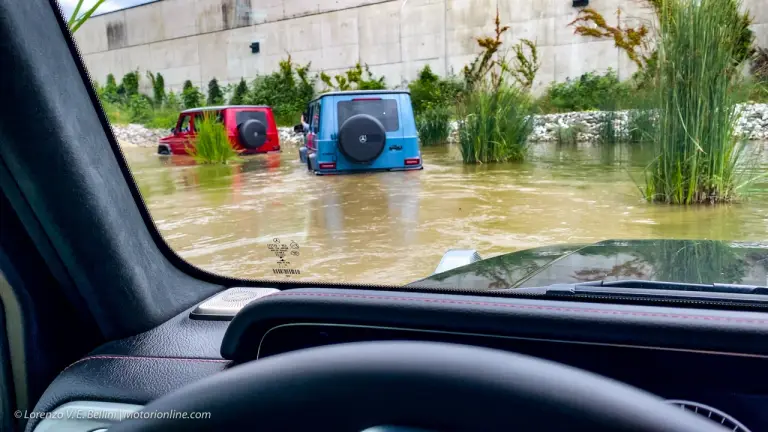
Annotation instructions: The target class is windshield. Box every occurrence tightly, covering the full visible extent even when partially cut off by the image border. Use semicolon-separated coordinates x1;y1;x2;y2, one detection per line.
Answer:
64;0;768;289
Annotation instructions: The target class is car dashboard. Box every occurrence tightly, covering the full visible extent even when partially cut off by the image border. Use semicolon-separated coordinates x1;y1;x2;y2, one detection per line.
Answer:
30;287;768;431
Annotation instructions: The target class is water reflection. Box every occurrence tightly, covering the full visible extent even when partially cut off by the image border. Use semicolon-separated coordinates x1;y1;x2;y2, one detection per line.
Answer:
121;141;768;285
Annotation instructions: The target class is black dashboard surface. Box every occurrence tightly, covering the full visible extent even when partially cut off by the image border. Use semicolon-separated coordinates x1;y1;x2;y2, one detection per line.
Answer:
260;323;768;431
32;287;768;431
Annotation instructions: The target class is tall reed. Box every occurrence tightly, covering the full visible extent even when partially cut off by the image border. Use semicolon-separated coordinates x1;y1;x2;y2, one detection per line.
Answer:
457;85;533;163
643;0;746;204
186;112;240;164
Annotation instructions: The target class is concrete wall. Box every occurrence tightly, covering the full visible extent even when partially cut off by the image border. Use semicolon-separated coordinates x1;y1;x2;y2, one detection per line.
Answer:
75;0;768;95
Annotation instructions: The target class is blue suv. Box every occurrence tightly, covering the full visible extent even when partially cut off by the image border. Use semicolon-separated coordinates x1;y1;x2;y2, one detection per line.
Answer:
299;90;423;175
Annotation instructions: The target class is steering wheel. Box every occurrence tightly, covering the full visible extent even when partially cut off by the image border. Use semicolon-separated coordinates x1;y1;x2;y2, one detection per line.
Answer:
111;341;727;431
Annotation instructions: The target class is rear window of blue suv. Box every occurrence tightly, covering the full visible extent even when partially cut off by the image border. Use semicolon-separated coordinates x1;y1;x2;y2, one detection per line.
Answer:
338;99;399;131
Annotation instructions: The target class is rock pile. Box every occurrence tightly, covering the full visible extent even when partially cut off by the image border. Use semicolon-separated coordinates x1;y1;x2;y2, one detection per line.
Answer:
527;103;768;142
111;123;168;148
111;124;306;148
735;103;768;141
278;127;304;146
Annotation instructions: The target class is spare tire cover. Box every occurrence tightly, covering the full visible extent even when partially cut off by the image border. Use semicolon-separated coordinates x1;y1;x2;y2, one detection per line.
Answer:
238;119;268;149
338;114;386;163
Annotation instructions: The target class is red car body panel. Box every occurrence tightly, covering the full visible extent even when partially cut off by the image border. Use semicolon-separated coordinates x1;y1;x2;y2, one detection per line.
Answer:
159;106;280;156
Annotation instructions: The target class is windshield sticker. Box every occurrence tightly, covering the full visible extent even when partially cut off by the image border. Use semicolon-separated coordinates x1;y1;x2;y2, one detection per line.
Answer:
267;238;301;277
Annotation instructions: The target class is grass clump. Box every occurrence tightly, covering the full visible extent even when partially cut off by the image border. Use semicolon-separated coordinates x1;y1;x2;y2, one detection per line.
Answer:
457;86;533;163
417;105;452;146
597;110;623;145
186;112;240;164
643;0;748;204
554;123;587;146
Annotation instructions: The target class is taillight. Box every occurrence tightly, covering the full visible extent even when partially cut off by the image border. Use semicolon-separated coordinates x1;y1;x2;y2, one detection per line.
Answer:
318;162;336;170
405;158;421;166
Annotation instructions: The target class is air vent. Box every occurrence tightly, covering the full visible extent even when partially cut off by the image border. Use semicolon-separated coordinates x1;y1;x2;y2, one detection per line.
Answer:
664;400;751;432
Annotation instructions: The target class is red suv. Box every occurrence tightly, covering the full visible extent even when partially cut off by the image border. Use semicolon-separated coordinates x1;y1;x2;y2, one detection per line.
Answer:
158;106;280;155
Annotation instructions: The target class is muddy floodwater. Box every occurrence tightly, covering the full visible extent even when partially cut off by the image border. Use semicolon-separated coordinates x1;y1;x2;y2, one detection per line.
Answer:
123;142;768;285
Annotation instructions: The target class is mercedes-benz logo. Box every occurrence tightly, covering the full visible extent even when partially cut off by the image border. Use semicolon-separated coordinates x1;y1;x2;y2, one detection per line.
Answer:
359;135;368;143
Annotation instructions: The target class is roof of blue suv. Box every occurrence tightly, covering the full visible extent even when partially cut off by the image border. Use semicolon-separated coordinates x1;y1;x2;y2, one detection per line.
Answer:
312;90;410;102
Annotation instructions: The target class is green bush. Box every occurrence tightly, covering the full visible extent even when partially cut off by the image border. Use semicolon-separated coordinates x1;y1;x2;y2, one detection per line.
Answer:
230;78;248;105
102;73;120;103
144;108;179;129
408;65;463;115
457;85;533;163
207;78;224;106
643;0;747;204
121;70;140;99
249;56;315;126
182;80;203;109
128;95;153;124
145;72;165;107
166;91;182;112
187;112;239;164
539;70;631;113
101;100;129;124
416;106;452;146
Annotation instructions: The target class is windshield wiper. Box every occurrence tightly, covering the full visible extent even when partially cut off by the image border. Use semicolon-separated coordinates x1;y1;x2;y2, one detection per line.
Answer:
540;280;768;303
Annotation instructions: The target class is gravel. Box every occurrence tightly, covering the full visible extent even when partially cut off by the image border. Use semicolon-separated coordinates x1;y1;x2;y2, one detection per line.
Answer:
111;124;305;148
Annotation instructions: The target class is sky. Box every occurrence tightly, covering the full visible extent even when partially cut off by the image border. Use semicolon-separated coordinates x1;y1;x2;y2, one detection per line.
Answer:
57;0;150;18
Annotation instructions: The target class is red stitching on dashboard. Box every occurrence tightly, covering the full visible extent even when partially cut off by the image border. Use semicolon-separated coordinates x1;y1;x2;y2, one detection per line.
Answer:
62;355;229;373
271;292;768;325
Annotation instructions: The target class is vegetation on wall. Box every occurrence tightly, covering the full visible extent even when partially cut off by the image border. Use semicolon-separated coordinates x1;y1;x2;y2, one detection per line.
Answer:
538;70;631;113
409;66;463;115
230;78;249;105
320;63;386;92
569;8;653;71
207;78;224;106
146;72;166;107
569;0;754;86
121;71;140;99
508;39;540;90
248;56;315;126
181;80;204;109
463;8;509;91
